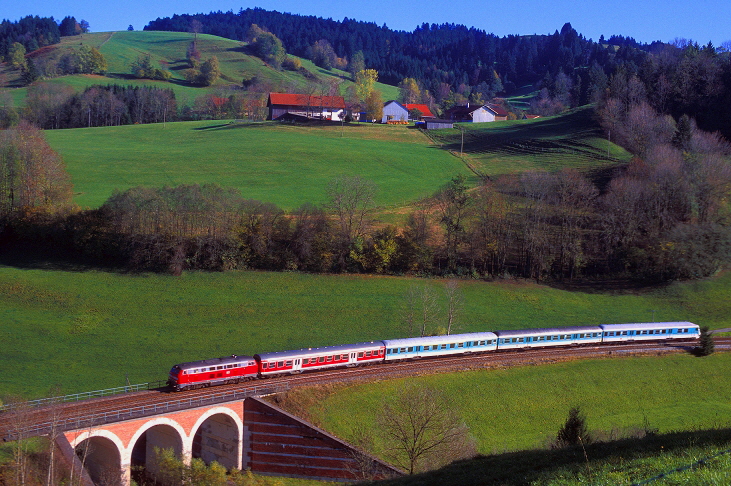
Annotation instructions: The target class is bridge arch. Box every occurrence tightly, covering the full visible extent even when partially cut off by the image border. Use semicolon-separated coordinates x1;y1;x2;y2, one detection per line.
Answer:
190;407;243;470
128;417;188;484
71;431;124;486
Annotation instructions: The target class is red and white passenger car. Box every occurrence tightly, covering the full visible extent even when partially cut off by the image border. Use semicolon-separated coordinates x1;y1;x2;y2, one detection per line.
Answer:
254;341;385;377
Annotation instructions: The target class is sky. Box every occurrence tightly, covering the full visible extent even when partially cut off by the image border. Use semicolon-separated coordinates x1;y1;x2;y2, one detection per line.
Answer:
5;0;731;46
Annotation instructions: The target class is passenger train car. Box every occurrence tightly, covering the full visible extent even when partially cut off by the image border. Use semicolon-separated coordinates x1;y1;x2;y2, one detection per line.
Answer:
255;341;385;377
167;321;700;390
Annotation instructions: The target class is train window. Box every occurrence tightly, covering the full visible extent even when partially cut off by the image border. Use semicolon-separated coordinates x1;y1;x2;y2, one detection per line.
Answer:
285;361;292;367
302;358;309;365
406;347;412;352
262;363;268;369
365;351;371;357
387;349;392;354
458;342;464;348
449;343;455;349
358;352;364;358
400;347;406;353
318;356;325;363
424;345;430;351
226;365;233;369
277;361;284;367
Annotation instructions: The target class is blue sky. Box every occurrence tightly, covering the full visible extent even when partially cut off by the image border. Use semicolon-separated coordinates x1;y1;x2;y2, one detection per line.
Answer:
5;0;730;46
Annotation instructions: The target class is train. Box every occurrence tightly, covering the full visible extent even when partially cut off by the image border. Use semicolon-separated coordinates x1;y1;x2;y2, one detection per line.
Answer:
167;321;700;391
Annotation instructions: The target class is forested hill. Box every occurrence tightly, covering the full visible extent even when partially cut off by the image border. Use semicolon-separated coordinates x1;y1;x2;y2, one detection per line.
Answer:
146;9;647;95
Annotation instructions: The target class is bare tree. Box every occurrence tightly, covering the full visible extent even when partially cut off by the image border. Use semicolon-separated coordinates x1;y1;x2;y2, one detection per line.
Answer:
433;175;470;273
6;396;33;485
444;280;463;335
326;175;377;270
46;385;64;486
377;383;476;474
401;284;440;337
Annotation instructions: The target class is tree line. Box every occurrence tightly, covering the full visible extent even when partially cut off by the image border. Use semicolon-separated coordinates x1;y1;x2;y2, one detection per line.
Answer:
2;123;729;282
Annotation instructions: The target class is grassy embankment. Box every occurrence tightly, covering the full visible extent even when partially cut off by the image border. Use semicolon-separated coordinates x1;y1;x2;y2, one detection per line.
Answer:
1;30;399;107
1;266;729;399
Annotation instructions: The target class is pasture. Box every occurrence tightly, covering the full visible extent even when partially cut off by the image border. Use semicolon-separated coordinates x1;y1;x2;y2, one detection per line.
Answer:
0;265;729;399
1;30;400;106
306;353;731;455
44;121;470;210
427;105;632;176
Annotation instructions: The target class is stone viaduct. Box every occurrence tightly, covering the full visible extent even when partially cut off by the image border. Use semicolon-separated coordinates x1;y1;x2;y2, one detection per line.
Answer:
58;396;399;485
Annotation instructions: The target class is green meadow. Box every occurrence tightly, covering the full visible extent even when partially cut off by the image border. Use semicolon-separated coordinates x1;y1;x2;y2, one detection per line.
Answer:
44;121;470;210
1;265;730;399
2;30;399;107
307;354;731;455
427;105;633;176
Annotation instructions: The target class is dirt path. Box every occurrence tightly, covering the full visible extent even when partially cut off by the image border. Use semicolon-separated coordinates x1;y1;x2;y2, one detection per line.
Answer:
99;31;115;48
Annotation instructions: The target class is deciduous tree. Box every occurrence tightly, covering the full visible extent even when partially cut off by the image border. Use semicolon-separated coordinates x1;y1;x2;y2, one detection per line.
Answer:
0;122;74;218
377;384;476;474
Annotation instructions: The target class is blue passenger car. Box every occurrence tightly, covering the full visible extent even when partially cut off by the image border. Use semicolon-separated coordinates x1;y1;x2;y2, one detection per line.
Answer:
495;326;603;350
599;322;700;343
383;332;498;361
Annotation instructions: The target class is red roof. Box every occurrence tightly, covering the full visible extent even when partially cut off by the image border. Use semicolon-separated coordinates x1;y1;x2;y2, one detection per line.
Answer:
211;97;228;108
485;103;509;117
268;92;346;109
404;103;434;118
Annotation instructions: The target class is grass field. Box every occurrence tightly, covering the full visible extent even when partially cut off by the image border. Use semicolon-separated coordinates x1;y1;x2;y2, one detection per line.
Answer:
1;30;399;107
43;120;470;210
1;265;730;399
427;105;633;177
305;354;731;456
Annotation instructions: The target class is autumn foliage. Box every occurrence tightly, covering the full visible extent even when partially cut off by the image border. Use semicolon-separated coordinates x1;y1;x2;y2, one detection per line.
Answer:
0;122;74;219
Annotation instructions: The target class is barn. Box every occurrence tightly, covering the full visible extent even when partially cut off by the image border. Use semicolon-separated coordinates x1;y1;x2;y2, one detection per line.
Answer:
444;102;509;123
382;100;409;124
268;93;346;121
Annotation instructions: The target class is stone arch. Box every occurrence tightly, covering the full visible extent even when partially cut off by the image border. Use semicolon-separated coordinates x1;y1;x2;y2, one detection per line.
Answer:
190;407;243;470
72;432;124;486
128;418;188;484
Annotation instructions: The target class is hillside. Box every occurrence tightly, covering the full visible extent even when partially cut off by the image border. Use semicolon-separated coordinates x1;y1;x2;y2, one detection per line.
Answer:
43;121;470;210
427;105;633;177
1;30;399;106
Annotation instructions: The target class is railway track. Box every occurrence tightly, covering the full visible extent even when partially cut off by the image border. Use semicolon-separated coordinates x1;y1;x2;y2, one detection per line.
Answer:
2;338;729;441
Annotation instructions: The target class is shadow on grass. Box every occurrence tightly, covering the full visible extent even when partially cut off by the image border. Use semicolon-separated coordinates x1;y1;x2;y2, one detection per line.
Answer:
0;242;123;273
368;427;731;486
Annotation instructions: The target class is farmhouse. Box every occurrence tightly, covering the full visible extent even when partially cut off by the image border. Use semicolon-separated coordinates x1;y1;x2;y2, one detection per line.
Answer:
444;102;508;123
382;100;409;124
268;93;346;121
404;103;435;119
